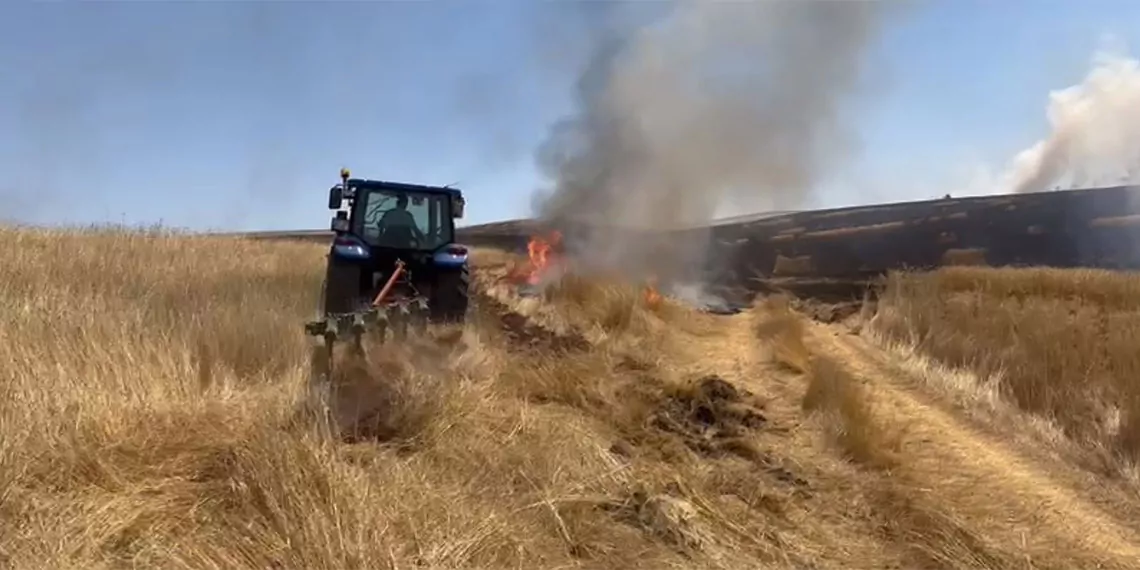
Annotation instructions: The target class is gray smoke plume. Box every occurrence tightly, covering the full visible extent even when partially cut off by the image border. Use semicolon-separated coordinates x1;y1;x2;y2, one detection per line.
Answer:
532;0;894;285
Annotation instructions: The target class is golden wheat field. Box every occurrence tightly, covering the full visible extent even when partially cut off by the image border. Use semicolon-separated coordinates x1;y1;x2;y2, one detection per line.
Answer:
3;227;1140;570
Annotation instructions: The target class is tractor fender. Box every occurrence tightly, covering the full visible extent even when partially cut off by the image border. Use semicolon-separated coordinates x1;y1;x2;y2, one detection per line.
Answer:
331;234;370;260
432;247;468;268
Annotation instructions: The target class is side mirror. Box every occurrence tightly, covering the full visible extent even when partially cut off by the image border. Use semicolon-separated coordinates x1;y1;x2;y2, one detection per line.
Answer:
328;185;343;209
331;210;349;232
452;195;466;219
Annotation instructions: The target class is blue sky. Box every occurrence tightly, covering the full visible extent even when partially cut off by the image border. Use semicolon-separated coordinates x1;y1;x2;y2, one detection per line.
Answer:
1;0;1139;231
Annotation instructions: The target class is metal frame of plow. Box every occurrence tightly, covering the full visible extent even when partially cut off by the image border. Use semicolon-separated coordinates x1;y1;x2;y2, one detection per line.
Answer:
299;300;428;439
304;301;430;404
303;259;430;395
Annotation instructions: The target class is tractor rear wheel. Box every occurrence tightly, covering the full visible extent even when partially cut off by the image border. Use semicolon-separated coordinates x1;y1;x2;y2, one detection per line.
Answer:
431;265;470;324
322;258;362;315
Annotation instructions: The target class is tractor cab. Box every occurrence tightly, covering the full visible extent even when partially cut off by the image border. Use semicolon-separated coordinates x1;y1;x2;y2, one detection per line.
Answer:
327;168;466;254
313;167;471;340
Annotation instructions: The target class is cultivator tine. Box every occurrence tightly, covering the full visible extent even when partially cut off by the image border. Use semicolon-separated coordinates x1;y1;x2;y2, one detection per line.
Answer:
350;313;368;356
377;314;390;344
412;298;430;336
304;259;436;384
323;332;336;366
391;304;411;341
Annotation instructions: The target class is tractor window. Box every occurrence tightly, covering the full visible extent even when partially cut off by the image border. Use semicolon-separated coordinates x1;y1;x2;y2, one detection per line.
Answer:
357;190;451;250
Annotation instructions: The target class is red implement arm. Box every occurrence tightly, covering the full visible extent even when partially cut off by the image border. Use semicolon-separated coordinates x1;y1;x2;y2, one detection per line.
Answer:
371;260;406;307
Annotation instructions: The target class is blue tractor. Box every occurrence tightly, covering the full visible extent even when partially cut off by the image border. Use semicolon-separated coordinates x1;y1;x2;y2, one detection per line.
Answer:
305;168;470;355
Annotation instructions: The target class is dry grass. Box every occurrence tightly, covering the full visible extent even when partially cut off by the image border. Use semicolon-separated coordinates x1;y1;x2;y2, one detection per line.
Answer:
753;301;900;474
479;257;709;355
0;227;331;568
751;295;810;374
792;357;980;570
800;356;899;471
538;268;711;339
872;266;1140;463
759;296;1140;570
0;227;805;569
760;307;988;568
13;227;1139;569
543;272;656;334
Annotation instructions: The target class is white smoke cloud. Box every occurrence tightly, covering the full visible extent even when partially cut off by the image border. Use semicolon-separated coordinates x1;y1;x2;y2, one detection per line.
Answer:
1003;38;1140;194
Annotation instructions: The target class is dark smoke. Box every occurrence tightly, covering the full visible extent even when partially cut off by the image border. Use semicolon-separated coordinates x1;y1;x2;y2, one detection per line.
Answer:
532;0;895;285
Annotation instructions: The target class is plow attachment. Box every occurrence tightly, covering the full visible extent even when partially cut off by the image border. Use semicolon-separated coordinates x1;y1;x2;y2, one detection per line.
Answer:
305;259;430;388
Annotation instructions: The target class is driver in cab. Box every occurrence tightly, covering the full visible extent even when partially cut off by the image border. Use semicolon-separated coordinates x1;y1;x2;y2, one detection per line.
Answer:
378;195;427;246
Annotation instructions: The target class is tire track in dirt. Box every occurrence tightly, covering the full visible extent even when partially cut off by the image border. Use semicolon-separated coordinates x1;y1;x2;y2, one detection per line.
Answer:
468;261;890;568
805;323;1140;569
661;305;1140;568
466;268;814;567
633;309;920;568
470;250;1140;567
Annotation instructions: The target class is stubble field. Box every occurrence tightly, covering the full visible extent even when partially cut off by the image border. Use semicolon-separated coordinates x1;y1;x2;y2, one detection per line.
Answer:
2;227;1139;569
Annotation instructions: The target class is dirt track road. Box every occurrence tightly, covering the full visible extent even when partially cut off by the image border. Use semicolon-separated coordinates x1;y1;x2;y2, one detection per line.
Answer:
669;308;1140;569
472;250;1140;569
818;325;1140;566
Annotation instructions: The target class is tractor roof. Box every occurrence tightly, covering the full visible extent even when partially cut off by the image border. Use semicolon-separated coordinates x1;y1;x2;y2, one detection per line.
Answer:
347;178;463;197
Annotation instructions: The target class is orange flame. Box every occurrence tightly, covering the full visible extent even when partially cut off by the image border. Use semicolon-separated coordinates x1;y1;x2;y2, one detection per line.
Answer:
526;237;552;285
643;276;662;308
507;230;563;286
